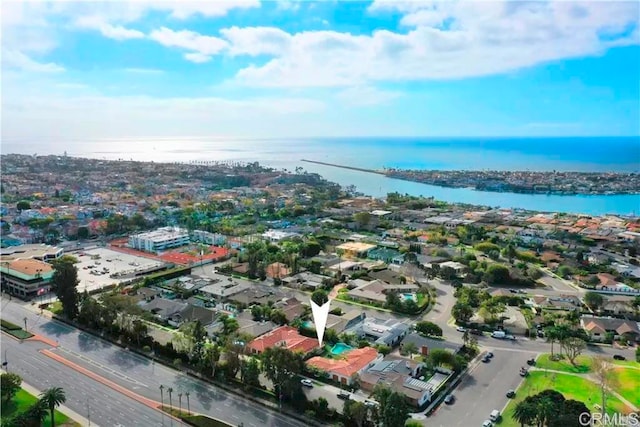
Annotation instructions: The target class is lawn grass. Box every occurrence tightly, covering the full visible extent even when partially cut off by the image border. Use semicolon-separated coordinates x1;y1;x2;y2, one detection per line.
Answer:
498;371;632;427
611;359;640;369
0;388;76;427
611;367;640;406
535;353;592;373
1;318;35;340
49;301;64;315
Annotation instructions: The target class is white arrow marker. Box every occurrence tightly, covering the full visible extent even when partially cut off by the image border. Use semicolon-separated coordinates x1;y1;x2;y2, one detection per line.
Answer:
310;298;332;348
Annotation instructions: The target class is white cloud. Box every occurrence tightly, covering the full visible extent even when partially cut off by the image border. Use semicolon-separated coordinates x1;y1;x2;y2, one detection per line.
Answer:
220;26;292;56
75;15;145;40
149;27;228;62
2;87;325;142
336;86;401;106
225;1;639;87
1;49;65;73
184;52;212;63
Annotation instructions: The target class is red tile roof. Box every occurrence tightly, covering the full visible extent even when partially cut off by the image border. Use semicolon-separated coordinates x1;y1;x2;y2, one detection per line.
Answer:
307;347;379;378
248;326;318;354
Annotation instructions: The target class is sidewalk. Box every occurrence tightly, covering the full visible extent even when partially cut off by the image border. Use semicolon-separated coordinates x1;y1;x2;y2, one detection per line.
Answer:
1;369;95;427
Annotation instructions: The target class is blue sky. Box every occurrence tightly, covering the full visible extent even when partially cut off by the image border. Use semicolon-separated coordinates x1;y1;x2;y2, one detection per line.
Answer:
2;0;639;142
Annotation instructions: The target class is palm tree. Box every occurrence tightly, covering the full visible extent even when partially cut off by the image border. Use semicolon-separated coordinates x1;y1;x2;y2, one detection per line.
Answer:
512;398;537;427
168;387;173;410
24;398;49;426
159;384;164;409
185;391;190;414
40;387;66;427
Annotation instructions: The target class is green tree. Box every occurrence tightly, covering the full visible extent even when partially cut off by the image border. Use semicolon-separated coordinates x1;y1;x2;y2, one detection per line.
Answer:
376;387;409;427
385;291;402;311
483;264;511;285
240;357;261;388
1;373;22;404
561;337;586;365
343;399;367;427
479;298;506;323
16;200;31;211
513;397;539;427
261;347;305;403
77;226;90;239
557;265;573;279
414;321;443;337
451;302;474;324
311;289;329;306
39;387;66;427
584;291;604;311
353;212;371;228
51;256;80;319
402;342;418;358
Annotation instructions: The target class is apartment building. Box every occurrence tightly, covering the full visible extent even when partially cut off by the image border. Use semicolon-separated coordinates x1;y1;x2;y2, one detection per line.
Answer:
128;227;189;253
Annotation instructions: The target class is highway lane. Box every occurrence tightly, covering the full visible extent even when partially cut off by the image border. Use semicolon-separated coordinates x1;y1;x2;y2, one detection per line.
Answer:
1;297;307;427
2;337;166;427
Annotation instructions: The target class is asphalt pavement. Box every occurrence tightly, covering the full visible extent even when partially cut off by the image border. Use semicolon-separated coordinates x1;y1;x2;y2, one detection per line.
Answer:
425;349;532;427
0;296;306;427
2;337;166;427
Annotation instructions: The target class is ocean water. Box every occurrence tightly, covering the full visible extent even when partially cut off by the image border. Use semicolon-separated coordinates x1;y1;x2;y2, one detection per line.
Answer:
3;136;639;215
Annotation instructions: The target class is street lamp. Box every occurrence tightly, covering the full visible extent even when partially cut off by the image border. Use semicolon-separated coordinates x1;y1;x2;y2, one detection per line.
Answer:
185;392;190;415
159;385;165;426
23;317;27;331
178;393;182;415
87;398;91;426
3;349;8;372
168;388;174;427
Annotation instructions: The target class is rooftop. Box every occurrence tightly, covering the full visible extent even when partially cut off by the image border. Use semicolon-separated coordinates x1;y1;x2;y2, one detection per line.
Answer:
307;346;379;378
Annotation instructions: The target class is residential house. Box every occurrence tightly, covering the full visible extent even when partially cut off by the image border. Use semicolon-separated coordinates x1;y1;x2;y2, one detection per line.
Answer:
336;242;377;258
274;297;307;323
580;316;640;342
359;357;452;408
601;296;636;316
306;347;382;386
247;325;318;354
281;272;328;290
351;317;410;347
347;279;419;305
266;262;291;279
400;333;463;356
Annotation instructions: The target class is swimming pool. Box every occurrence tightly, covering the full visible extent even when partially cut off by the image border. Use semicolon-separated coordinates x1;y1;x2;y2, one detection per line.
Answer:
330;343;354;355
403;293;417;302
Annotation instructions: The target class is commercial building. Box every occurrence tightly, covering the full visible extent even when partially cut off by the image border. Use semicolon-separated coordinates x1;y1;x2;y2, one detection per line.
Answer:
0;258;54;299
128;227;189;253
191;230;226;245
0;244;63;262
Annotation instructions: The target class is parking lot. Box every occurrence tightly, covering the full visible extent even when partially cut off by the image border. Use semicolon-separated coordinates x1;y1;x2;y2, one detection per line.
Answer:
75;247;165;292
425;349;531;427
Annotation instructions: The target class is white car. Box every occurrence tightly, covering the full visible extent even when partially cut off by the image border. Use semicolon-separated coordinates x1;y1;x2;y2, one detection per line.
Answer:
364;400;379;407
482;421;493;427
456;326;467;332
300;379;313;387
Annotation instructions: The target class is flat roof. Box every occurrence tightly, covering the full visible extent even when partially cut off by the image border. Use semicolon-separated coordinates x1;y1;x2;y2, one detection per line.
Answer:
0;244;63;262
336;242;377;252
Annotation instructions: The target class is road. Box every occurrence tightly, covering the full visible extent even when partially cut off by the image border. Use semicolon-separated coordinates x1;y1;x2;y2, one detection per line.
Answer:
0;297;306;427
2;337;166;427
426;349;530;427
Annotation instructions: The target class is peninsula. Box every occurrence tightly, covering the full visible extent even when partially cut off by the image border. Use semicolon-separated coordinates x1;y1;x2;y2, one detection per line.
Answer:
301;160;640;196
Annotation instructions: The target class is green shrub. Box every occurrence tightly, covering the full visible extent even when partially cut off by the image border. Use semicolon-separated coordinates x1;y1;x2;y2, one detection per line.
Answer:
1;319;21;330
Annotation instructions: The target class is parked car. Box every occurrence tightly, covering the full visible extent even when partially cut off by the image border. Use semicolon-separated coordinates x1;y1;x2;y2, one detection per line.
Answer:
301;379;313;387
526;358;536;366
519;368;529;377
487;352;494;359
456;326;467;332
338;390;351;400
482;421;493;427
482;355;491;363
364;400;379;407
505;335;516;340
470;329;483;336
506;390;516;398
613;355;626;361
444;394;455;405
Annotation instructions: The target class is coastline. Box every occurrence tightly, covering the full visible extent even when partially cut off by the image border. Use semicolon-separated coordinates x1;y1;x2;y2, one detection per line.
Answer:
301;159;640;196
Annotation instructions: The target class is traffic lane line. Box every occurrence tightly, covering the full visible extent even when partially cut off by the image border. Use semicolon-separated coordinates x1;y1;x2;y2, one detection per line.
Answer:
40;349;182;423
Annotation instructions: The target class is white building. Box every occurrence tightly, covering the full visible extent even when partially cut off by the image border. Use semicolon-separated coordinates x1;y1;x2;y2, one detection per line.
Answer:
128;227;189;253
191;230;226;245
261;230;299;242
